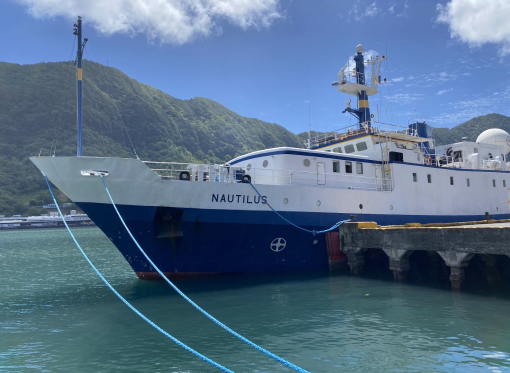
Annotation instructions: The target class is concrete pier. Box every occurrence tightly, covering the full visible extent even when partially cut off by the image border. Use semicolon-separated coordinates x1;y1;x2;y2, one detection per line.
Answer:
338;221;510;291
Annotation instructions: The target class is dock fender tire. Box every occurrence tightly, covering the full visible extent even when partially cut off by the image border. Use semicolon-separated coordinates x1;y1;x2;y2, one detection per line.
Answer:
179;171;191;181
241;175;252;184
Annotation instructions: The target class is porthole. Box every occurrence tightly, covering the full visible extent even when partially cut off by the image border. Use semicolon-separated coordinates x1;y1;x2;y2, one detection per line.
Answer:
316;200;321;206
359;204;363;210
390;205;393;210
283;198;288;204
247;163;251;171
303;159;311;167
263;160;268;168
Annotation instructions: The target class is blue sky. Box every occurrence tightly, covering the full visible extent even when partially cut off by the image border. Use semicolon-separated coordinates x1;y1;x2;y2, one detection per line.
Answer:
2;0;510;134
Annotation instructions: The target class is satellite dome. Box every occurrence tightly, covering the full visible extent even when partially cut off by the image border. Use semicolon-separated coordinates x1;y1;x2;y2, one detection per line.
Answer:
476;128;510;154
356;44;364;54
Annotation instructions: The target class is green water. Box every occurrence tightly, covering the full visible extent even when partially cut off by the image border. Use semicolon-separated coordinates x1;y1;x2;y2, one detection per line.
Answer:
1;228;510;372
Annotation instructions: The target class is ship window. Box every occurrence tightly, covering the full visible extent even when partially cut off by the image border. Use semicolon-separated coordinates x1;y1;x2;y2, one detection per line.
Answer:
356;142;368;151
333;147;343;153
263;160;268;168
333;161;340;173
389;151;404;162
450;176;454;185
356;162;363;174
474;148;478;153
467;178;470;187
344;144;355;153
427;174;432;183
412;173;417;182
303;159;310;167
493;179;496;187
345;161;352;173
504;180;507;187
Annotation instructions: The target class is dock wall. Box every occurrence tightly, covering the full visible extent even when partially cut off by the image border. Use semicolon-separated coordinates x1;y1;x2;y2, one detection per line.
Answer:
338;222;510;290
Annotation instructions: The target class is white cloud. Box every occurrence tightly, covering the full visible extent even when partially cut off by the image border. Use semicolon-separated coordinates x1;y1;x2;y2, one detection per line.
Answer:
396;0;409;17
436;0;510;56
387;93;423;105
392;77;404;82
365;2;379;17
437;88;453;95
16;0;281;45
349;1;380;21
388;4;395;13
431;86;510;126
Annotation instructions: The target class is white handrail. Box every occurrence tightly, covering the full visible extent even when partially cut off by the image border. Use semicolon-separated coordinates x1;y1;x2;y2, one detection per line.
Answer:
144;161;390;191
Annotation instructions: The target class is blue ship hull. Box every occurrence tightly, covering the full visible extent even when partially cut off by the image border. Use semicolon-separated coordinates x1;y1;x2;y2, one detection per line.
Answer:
77;202;510;278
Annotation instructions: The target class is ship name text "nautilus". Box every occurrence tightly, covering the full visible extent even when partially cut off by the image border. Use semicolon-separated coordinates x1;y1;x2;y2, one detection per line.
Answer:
212;194;267;204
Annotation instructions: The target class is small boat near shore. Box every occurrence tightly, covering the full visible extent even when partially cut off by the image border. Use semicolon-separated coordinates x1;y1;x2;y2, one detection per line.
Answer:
0;212;93;229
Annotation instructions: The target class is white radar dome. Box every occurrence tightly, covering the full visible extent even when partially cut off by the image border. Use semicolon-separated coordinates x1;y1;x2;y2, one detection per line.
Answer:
356;44;364;54
476;128;510;154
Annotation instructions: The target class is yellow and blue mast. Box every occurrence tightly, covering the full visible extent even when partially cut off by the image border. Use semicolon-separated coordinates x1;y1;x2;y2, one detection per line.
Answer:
342;45;371;129
73;16;88;157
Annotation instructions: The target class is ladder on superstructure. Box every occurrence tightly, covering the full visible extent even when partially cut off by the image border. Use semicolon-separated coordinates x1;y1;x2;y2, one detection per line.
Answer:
378;133;393;191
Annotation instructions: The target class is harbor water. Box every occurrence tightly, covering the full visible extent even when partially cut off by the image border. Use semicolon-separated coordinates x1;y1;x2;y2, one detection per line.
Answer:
1;228;510;372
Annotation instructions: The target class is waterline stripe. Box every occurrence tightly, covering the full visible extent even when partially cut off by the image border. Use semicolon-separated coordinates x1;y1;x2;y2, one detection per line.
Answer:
99;174;310;373
44;175;233;373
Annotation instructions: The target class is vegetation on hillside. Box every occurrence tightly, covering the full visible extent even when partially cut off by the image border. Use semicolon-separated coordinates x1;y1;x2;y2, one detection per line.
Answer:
430;114;510;145
0;60;301;215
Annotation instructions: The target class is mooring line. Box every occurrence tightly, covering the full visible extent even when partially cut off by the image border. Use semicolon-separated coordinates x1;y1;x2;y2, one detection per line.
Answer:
44;175;234;373
99;175;310;373
248;181;348;235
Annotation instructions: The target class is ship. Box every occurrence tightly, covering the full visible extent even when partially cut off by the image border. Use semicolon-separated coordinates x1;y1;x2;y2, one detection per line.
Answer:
31;18;510;278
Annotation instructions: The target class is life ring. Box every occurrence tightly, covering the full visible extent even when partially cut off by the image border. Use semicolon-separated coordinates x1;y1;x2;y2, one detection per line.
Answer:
179;171;190;181
426;156;432;165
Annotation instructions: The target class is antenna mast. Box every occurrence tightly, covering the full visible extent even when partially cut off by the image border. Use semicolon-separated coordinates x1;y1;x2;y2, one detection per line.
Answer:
307;68;311;148
73;16;88;157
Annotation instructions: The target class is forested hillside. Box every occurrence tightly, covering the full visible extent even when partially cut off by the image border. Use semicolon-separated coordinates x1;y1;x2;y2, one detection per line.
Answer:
431;114;510;145
0;60;302;215
0;60;508;215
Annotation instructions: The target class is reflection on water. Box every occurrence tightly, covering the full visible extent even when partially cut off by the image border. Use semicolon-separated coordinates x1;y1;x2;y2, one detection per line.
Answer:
1;228;510;372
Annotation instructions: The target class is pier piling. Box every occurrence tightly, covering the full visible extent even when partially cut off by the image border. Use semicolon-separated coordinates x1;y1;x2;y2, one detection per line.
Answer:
383;249;412;282
345;251;365;276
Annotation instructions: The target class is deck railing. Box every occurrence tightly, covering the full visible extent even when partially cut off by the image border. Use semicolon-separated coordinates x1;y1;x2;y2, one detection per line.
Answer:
307;121;419;149
143;161;393;191
420;155;463;168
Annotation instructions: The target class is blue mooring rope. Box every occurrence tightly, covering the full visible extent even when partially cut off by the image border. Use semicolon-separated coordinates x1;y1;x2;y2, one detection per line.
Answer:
99;175;310;373
248;181;348;235
44;175;234;373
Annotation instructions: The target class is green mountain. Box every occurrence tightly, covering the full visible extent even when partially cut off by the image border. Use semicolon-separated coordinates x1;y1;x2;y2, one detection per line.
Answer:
431;114;510;145
0;60;302;215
